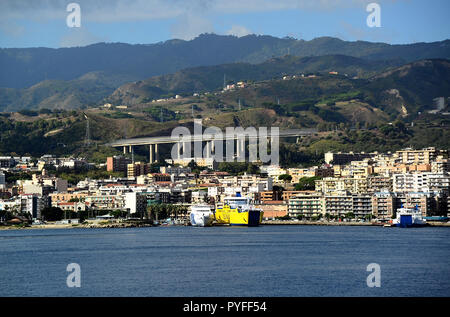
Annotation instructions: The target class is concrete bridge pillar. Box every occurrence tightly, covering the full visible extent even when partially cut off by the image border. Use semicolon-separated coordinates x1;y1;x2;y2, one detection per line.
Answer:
149;144;154;164
206;141;211;158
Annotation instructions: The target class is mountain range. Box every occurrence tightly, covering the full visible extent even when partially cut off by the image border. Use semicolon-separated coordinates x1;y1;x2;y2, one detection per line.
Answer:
0;34;449;112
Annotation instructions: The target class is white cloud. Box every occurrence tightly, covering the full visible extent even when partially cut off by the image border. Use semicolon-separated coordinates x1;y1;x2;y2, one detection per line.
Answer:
170;13;214;40
0;0;404;22
226;25;253;37
0;0;406;45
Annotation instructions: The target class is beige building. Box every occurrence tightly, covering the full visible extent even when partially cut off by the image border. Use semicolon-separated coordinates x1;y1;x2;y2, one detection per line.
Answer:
127;162;149;178
395;147;440;165
288;192;324;219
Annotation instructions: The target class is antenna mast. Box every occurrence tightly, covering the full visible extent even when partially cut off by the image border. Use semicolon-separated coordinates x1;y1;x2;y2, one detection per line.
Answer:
84;113;90;147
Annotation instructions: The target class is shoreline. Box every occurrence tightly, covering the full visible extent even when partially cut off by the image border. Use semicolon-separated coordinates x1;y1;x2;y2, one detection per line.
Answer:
1;220;449;230
262;220;450;227
0;221;154;231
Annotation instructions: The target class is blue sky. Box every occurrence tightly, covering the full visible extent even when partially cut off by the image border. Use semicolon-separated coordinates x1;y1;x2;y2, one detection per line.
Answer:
0;0;449;48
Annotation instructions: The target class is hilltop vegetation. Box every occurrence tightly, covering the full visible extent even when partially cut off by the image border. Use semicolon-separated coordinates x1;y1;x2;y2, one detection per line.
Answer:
0;35;449;161
2;34;449;90
1;34;449;110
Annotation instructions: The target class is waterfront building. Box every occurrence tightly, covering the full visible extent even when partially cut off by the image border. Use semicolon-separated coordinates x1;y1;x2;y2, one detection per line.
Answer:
19;194;50;219
124;192;148;215
351;195;373;219
85;194;125;210
372;191;397;220
288;192;324;219
255;201;288;219
324;193;353;217
57;201;87;213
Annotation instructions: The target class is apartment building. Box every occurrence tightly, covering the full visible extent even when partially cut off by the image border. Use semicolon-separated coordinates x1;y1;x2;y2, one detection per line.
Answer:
124;192;148;215
372;192;397;220
315;176;369;195
107;156;132;172
288;192;324;219
324;194;353;217
50;192;89;207
432;157;450;173
368;176;393;193
127;162;150;178
19;194;50;219
393;172;450;193
395;147;441;165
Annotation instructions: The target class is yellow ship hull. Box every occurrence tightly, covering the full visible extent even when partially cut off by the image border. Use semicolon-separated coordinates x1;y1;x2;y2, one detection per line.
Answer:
214;208;263;227
214;209;233;224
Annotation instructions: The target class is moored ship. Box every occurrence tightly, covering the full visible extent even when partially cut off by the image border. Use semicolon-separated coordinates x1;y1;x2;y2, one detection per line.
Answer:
215;194;263;226
392;205;427;228
189;204;215;227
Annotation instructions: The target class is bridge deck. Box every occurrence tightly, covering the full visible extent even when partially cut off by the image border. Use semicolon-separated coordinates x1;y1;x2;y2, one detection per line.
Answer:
107;129;316;147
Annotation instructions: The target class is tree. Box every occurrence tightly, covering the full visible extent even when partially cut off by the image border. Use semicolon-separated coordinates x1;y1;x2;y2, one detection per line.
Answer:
111;209;125;219
278;174;292;182
295;176;320;191
278;174;292;184
41;207;64;221
345;212;355;219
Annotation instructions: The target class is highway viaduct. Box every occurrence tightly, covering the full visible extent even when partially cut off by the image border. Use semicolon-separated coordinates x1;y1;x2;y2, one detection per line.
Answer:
107;128;317;164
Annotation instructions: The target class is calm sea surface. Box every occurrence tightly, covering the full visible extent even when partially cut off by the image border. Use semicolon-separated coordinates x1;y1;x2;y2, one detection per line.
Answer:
1;225;449;297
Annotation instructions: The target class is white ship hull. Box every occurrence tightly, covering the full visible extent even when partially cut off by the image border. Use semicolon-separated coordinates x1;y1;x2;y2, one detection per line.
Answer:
189;205;214;227
393;207;427;228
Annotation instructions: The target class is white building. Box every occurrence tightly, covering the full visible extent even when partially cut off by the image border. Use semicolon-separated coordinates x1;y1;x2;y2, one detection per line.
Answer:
124;192;147;215
0;171;5;189
393;172;450;193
